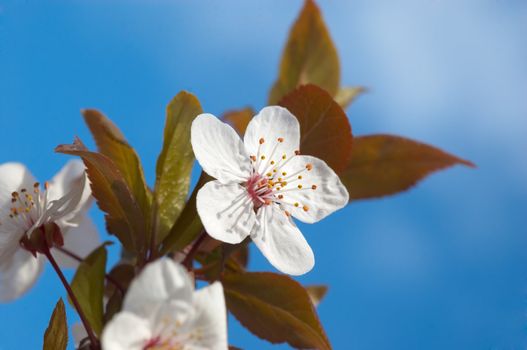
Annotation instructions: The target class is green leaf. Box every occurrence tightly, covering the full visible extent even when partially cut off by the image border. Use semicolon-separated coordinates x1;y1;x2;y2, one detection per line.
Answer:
280;84;353;173
154;92;203;242
223;271;332;350
83;109;151;225
269;0;340;104
222;107;254;136
56;138;145;252
306;285;328;307
43;299;68;350
335;86;366;109
70;245;107;336
341;134;475;200
159;173;211;254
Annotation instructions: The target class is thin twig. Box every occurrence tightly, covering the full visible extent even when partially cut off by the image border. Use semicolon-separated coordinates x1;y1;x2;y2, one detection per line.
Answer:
182;231;208;270
44;247;100;350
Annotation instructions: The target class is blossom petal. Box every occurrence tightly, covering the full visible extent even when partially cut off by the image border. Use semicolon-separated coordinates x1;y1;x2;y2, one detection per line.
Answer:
44;161;90;226
244;106;300;174
196;180;255;244
280;155;349;223
252;204;314;275
189;282;228;349
123;259;193;318
51;215;100;269
191;113;252;184
0;249;44;302
0;162;37;211
101;312;152;350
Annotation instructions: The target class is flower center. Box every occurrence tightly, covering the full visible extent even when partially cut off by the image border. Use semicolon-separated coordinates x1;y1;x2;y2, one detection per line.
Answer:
0;182;49;234
246;137;318;216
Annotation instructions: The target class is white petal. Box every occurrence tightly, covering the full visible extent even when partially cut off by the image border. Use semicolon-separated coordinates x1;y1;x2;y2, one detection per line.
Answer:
0;248;44;302
244;106;300;173
123;259;193;318
101;312;152;350
196;180;255;244
0;162;37;211
44;161;90;225
189;282;228;349
71;323;88;348
280;155;349;223
191;113;252;184
51;215;100;269
252;205;314;275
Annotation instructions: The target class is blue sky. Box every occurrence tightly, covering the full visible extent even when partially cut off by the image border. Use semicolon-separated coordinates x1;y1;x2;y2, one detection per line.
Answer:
1;1;526;349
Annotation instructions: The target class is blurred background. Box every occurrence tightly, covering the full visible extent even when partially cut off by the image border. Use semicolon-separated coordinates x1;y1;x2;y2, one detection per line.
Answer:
1;0;526;349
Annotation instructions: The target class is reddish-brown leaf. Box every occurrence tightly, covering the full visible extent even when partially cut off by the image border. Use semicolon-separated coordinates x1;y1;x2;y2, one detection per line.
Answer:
269;0;340;104
280;84;353;173
56;138;145;252
223;107;254;136
83;109;151;225
342;134;475;200
223;271;331;350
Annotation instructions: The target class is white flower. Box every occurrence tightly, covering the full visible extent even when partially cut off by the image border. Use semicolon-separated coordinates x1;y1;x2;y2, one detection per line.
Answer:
191;106;349;275
0;160;99;301
102;259;228;350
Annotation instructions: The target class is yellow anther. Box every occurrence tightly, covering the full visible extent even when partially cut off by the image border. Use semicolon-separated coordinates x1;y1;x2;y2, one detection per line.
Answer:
277;137;284;143
266;172;272;177
282;154;287;160
278;177;282;182
298;175;302;179
270;161;275;165
277;187;281;191
278;195;284;199
303;205;309;212
259;138;265;144
281;181;288;186
306;164;313;171
298;184;303;189
261;155;266;160
282;172;287;176
273;169;277;173
294;202;299;207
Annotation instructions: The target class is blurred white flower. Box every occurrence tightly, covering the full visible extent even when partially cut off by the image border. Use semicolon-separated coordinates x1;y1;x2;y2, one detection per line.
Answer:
102;259;227;350
0;160;99;301
191;106;349;275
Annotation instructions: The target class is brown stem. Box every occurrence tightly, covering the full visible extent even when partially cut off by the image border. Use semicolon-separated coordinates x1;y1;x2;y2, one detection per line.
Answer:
55;246;125;294
182;231;207;270
44;247;100;350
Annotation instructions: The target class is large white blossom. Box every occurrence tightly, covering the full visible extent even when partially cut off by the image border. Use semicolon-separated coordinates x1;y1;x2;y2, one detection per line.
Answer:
191;106;349;275
102;259;228;350
0;160;99;301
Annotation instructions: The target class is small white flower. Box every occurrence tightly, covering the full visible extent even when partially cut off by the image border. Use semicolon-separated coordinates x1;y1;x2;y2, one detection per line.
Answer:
0;160;99;301
191;106;349;275
102;259;228;350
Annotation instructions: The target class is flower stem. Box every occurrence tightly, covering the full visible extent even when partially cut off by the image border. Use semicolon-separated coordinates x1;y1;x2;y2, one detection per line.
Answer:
55;246;125;294
182;230;207;270
44;248;100;350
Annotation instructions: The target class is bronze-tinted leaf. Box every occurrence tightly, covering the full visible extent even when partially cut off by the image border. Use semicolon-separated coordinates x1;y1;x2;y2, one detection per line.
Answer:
280;84;353;173
306;285;329;307
223;271;331;350
70;245;107;336
43;299;68;350
83;109;151;227
56;138;145;252
154;92;203;242
342;134;475;200
223;107;254;136
269;0;340;104
335;86;366;109
159;173;211;254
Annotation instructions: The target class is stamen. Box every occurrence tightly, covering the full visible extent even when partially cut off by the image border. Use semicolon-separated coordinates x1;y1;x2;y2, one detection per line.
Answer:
297;185;303;189
277;137;284;143
259;138;265;144
303;205;309;212
294;202;299;207
312;185;317;190
306;164;313;171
